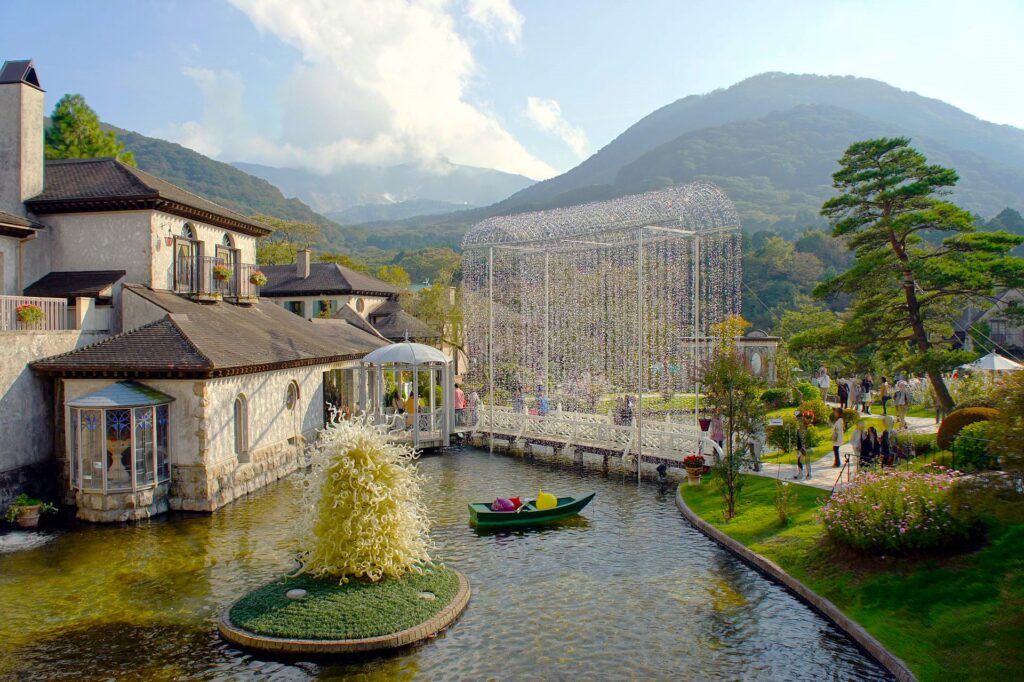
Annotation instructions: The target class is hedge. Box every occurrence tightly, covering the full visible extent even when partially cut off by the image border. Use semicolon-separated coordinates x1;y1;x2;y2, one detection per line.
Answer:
936;407;999;450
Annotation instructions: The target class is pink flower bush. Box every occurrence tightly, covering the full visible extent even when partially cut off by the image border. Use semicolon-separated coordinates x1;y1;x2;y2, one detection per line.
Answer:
820;468;975;555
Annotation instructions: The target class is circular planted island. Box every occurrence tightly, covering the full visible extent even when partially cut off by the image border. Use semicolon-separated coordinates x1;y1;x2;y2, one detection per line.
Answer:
219;566;471;655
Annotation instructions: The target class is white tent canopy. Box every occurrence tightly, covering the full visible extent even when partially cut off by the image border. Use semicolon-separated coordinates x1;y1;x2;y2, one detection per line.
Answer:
362;342;450;366
967;352;1023;371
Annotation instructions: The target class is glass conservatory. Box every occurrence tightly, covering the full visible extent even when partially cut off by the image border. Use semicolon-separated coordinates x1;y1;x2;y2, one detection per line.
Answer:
67;381;173;493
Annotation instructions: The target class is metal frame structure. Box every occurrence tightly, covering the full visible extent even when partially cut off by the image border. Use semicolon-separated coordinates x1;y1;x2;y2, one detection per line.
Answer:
461;184;742;480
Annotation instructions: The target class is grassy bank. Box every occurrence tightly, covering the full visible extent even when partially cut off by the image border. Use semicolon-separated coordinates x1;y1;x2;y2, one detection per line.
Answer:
680;475;1024;681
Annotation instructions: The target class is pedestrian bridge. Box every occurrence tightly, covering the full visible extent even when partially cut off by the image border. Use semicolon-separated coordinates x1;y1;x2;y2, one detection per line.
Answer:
463;406;722;475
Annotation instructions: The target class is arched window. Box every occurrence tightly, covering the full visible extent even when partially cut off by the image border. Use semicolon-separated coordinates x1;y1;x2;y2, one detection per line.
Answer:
222;233;234;248
181;222;195;240
174;224;199;292
217;232;237;268
285;381;299;411
233;395;249;460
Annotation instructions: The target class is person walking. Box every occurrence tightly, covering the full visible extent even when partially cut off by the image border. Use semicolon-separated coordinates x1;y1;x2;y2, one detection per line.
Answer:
830;407;845;467
860;374;873;414
849;418;864;474
848;378;861;413
837;378;849;409
710;413;725;450
794;411;810;480
816;368;831;403
454;382;467;426
893;379;910;429
879;377;891;416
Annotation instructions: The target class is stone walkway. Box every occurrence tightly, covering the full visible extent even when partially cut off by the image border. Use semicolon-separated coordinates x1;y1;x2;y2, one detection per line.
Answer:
751;414;940;491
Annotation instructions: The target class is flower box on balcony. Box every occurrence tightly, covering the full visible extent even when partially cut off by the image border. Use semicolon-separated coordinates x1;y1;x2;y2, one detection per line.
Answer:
249;271;268;286
212;264;234;282
15;303;44;325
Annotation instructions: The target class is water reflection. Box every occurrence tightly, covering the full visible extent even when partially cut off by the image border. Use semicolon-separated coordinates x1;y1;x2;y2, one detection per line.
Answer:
0;448;890;680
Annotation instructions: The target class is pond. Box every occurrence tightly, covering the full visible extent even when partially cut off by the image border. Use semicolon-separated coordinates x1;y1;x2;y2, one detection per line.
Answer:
0;448;890;680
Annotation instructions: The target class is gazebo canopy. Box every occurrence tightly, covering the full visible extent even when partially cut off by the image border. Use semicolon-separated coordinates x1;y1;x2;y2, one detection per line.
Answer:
361;342;450;366
968;352;1023;371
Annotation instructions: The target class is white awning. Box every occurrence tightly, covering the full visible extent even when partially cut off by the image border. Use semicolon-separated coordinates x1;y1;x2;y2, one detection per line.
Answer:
67;381;175;408
968;352;1023;372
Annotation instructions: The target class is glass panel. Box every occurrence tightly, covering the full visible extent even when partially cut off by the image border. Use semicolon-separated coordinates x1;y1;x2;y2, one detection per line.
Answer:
80;409;104;491
216;245;236;266
156;405;170;482
134;407;155;487
285;301;304;316
175;239;193;290
106;408;133;491
69;409;79;489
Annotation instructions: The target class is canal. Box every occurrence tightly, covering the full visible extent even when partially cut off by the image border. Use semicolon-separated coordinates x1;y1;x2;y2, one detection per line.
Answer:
0;447;889;680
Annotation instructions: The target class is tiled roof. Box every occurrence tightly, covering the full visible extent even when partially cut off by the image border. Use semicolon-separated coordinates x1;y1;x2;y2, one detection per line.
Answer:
0;209;41;228
259;262;403;297
334;304;388;339
24;270;125;299
25;158;271;237
368;300;440;341
32;285;389;378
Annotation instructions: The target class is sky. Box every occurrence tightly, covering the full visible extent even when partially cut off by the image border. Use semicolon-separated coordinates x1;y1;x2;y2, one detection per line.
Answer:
2;0;1023;180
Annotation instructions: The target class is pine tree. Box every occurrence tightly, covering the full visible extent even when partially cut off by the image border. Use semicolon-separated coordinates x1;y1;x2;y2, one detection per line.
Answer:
814;138;1024;414
44;94;136;166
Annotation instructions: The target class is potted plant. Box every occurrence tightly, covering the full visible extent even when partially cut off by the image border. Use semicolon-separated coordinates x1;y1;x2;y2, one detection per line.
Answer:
212;264;234;282
4;494;57;529
15;303;44;328
682;454;705;485
249;270;268;286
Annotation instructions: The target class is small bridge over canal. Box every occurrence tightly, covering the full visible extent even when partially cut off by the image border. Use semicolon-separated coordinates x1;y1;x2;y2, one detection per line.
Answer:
460;406;722;478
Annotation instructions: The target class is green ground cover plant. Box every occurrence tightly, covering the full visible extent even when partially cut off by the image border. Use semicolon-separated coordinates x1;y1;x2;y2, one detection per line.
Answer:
230;566;460;640
681;474;1024;681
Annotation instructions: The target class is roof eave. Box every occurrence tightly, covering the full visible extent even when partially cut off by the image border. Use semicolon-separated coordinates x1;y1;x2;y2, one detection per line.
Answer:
31;352;367;380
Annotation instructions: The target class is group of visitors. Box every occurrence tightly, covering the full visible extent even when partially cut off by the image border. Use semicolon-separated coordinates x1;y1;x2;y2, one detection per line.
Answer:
613;396;636;425
815;369;917;430
848;415;900;468
453;383;480;427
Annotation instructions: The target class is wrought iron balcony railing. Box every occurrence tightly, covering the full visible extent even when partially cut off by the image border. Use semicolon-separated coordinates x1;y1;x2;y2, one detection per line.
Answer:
174;256;261;301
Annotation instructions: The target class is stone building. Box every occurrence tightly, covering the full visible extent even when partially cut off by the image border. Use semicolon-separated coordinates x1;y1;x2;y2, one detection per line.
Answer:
0;58;390;520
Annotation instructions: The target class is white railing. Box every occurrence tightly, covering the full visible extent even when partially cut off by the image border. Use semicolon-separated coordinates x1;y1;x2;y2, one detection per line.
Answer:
0;295;70;331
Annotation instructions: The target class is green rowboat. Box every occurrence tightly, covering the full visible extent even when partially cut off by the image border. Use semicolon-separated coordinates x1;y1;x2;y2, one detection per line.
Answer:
468;493;595;528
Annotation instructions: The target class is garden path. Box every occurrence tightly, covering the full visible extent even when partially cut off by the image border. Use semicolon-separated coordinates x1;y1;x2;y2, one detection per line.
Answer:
751;414;939;491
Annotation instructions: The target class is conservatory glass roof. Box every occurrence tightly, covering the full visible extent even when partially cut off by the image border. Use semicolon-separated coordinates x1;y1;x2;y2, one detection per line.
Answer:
67;381;175;408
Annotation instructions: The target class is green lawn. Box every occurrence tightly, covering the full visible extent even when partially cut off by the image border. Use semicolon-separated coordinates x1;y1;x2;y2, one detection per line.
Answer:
229;565;460;640
681;475;1024;681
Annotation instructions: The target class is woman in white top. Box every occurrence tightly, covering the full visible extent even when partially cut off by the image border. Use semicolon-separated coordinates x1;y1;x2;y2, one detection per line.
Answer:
830;407;845;467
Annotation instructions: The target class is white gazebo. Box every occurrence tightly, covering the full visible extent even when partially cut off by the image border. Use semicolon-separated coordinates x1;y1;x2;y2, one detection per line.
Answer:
361;342;455;448
967;352;1023;372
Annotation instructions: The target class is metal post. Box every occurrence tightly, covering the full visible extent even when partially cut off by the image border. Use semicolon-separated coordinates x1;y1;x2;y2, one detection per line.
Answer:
413;366;419;450
637;228;644;483
693;234;701;427
488;246;495;453
544;250;550;392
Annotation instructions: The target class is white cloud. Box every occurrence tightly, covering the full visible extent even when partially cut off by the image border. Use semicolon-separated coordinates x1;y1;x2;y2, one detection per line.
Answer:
466;0;523;43
161;0;554;179
526;96;588;159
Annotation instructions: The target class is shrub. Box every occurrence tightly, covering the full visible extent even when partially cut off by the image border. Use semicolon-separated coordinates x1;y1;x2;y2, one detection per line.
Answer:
820;469;976;555
952;421;994;471
936;407;999;450
767;416;823;451
774;481;796;524
296;418;431;583
760;387;793;408
798;398;829;426
795;381;818;402
840;409;860;428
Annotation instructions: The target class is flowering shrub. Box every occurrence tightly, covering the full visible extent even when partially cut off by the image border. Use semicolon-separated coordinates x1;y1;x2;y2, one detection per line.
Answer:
766;416;823;451
15;303;43;324
798;398;829;426
295;418;431;582
820;469;975;555
682;454;705;469
248;270;268;286
212;264;233;281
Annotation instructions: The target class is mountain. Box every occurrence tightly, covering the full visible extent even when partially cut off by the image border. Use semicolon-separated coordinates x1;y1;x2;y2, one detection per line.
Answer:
233;160;534;217
108;126;341;233
491;73;1024;217
327;198;476;224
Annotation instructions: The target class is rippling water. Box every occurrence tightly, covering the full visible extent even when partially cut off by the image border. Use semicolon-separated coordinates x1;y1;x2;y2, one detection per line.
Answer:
0;448;890;680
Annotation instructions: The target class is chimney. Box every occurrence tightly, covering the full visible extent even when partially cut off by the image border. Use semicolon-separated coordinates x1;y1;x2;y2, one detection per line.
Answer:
297;248;311;278
0;60;44;216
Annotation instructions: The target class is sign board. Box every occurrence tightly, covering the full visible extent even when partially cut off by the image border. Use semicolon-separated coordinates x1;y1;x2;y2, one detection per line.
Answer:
767;417;784;426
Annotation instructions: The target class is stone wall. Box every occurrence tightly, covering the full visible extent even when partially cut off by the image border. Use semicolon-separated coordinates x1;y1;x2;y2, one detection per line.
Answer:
0;329;108;511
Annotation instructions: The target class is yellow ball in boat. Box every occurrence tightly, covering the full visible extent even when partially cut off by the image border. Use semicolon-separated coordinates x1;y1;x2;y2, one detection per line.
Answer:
536;490;557;510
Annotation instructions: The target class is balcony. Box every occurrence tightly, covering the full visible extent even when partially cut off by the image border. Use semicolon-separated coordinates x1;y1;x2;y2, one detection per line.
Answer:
174;256;261;303
0;294;70;330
